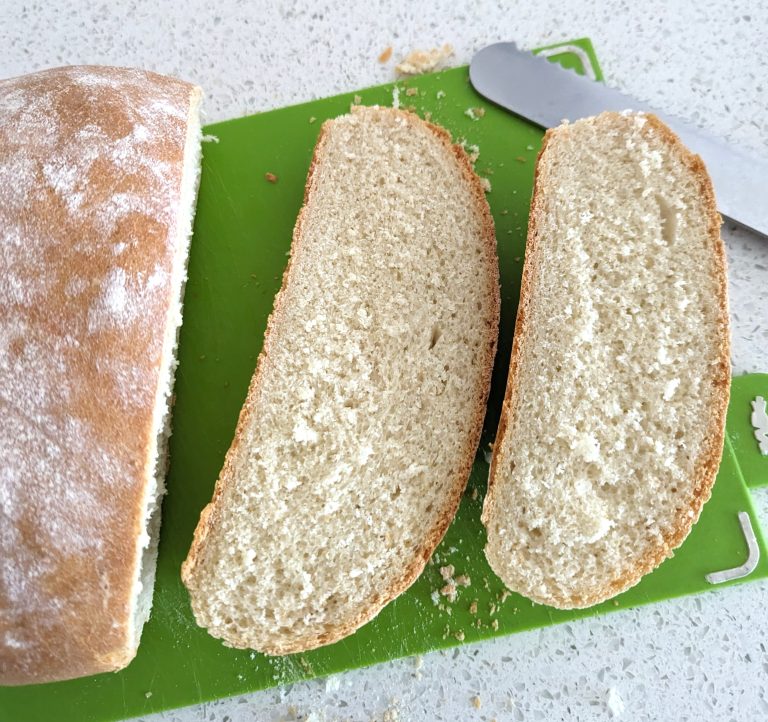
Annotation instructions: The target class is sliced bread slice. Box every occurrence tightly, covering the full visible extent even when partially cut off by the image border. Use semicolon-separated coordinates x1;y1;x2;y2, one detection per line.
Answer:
182;106;500;654
483;111;730;609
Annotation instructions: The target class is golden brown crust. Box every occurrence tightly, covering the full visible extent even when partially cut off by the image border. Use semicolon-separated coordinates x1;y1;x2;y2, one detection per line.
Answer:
0;66;200;685
182;106;499;654
483;111;729;609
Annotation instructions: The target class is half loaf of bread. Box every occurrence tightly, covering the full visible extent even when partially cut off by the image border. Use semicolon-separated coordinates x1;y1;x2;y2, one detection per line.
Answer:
483;111;730;609
182;106;499;654
0;66;202;685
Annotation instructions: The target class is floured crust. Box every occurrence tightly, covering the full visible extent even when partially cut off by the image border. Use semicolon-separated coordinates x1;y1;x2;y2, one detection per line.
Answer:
483;112;730;609
0;66;201;685
182;106;499;654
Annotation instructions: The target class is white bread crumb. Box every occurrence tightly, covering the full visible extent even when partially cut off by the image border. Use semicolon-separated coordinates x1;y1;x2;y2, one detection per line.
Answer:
396;45;454;75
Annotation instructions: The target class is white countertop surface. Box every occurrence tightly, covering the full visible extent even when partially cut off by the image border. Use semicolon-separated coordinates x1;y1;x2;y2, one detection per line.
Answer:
5;1;768;720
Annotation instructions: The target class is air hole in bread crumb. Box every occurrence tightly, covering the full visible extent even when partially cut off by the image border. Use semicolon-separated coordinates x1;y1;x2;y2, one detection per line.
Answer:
429;325;442;350
657;195;677;245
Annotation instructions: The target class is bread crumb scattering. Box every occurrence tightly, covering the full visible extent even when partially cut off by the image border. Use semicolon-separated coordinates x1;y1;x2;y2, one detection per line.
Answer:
471;487;479;501
457;139;480;165
382;703;400;722
472;695;482;709
201;133;220;143
455;574;471;587
479;177;492;193
396;44;454;75
469;600;478;614
309;116;316;124
378;46;393;63
436;90;446;99
440;582;457;602
491;619;499;631
405;87;419;97
353;94;362;104
454;630;465;641
265;172;278;183
464;107;485;121
439;565;455;581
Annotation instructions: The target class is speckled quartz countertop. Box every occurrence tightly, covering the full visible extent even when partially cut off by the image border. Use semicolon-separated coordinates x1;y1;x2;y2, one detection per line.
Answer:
4;2;768;720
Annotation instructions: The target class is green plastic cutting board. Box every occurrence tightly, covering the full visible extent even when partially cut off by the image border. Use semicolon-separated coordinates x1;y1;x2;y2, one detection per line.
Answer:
3;38;768;722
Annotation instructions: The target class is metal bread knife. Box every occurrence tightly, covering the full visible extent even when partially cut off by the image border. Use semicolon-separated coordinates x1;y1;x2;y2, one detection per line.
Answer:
469;42;768;238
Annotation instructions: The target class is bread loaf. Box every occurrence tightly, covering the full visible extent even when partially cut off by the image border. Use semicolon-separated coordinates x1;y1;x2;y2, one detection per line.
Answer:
0;66;202;684
483;111;730;609
182;106;499;654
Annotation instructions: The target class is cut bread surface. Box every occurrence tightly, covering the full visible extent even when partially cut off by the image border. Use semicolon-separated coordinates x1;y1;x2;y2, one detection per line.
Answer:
182;106;499;654
483;112;730;609
129;90;203;651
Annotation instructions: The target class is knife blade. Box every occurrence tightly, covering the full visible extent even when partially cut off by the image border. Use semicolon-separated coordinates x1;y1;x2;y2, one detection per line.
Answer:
469;42;768;238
